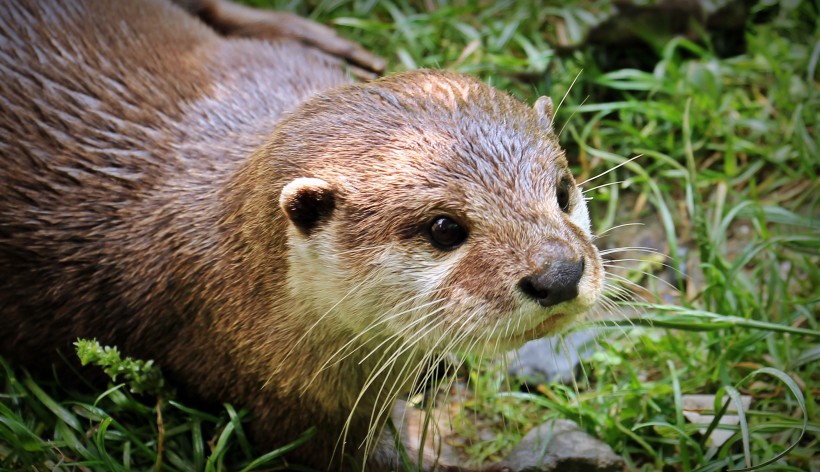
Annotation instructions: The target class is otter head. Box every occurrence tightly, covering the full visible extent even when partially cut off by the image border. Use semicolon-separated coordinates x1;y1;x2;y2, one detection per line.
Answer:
273;70;603;355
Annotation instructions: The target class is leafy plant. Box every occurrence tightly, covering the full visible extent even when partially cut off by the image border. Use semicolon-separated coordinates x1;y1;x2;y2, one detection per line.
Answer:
75;339;168;397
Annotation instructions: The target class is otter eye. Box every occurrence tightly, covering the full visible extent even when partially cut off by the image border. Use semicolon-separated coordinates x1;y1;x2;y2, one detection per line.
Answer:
556;177;572;213
428;216;467;250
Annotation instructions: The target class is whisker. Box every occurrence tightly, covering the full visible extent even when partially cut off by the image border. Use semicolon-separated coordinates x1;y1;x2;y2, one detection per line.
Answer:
558;335;582;397
367;309;480;457
312;295;447;375
599;246;664;256
581;180;623;195
577;154;643;187
265;277;370;386
557;94;588;139
363;341;429;455
338;317;439;462
602;277;636;292
604;257;685;284
605;268;680;295
554;69;582;119
346;304;455;420
357;303;454;366
355;308;463;455
593;222;645;239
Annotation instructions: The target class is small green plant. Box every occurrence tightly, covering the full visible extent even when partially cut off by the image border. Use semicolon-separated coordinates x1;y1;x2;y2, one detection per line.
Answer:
75;338;168;397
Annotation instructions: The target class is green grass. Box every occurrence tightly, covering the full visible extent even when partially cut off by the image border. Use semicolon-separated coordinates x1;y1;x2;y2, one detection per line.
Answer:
0;353;316;471
2;0;818;470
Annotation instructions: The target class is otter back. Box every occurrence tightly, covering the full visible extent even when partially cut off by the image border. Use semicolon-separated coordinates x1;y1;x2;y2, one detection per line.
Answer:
0;0;347;363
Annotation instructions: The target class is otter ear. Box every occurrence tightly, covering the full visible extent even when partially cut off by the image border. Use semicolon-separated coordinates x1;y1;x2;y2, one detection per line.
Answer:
534;96;554;134
280;178;336;235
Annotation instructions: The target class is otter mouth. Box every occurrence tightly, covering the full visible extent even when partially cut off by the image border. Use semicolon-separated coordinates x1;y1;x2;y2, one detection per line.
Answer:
508;313;569;344
530;313;568;337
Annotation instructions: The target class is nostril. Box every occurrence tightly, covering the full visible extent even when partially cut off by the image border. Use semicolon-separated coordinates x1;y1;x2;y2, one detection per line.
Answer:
519;257;585;308
519;275;549;301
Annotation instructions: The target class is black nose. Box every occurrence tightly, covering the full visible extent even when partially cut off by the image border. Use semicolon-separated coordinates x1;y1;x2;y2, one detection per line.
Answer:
519;258;584;307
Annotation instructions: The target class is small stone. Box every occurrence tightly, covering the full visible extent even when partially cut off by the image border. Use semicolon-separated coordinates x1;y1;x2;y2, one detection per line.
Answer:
507;330;600;385
500;420;623;472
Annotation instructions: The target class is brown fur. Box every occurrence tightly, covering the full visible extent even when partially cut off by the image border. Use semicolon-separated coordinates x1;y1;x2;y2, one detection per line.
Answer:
0;1;603;470
171;0;385;74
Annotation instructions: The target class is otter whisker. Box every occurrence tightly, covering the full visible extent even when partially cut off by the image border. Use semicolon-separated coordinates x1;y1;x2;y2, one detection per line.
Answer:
347;305;458;459
393;327;468;439
603;255;684;279
554;68;583;133
558;334;584;398
305;293;442;389
269;277;370;383
601;281;636;302
592;296;635;332
604;269;676;297
604;266;681;294
392;305;482;422
456;320;498;428
364;311;477;458
330;306;448;450
592;222;646;239
596;292;628;310
557;94;589;139
601;290;633;304
577;154;643;187
324;300;451;462
594;294;645;331
582;304;637;354
342;302;456;429
312;295;448;378
599;246;663;256
581;180;624;195
357;302;454;366
603;257;668;265
400;312;487;453
362;340;430;457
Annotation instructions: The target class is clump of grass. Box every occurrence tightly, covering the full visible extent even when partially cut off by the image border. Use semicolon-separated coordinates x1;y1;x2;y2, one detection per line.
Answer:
0;342;315;471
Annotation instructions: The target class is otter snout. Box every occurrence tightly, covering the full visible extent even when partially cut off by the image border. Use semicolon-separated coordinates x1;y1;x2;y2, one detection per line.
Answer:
519;243;585;307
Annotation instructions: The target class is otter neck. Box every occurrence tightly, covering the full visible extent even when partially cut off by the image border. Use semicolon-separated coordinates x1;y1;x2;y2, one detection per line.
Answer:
207;153;431;462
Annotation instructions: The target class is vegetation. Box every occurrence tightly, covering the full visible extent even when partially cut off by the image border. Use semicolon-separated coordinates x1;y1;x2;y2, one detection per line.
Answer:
2;0;817;470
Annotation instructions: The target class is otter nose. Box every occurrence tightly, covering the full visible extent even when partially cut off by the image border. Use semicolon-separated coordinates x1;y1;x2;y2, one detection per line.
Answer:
519;258;584;307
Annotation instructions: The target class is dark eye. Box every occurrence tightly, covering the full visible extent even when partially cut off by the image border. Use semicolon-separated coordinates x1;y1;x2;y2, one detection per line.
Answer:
556;177;572;213
428;216;467;250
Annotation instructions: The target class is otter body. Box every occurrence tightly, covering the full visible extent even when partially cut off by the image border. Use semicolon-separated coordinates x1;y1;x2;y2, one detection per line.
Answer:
0;1;604;469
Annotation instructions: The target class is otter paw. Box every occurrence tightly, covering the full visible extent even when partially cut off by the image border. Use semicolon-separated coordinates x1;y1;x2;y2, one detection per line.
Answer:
181;0;386;74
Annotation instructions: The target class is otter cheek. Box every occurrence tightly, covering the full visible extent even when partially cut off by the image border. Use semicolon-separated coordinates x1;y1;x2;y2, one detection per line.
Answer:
280;177;336;235
442;244;516;317
570;196;592;236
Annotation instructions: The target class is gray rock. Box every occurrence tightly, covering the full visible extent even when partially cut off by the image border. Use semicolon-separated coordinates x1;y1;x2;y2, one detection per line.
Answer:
507;330;601;385
500;420;623;472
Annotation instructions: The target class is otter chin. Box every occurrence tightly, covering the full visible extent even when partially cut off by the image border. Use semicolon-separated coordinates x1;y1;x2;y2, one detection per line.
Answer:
0;0;604;470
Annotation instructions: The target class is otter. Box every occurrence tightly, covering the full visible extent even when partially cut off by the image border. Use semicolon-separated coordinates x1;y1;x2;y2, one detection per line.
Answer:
0;0;604;469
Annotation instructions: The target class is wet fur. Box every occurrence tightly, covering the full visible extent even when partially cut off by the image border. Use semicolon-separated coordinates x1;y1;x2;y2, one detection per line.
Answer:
0;0;603;469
